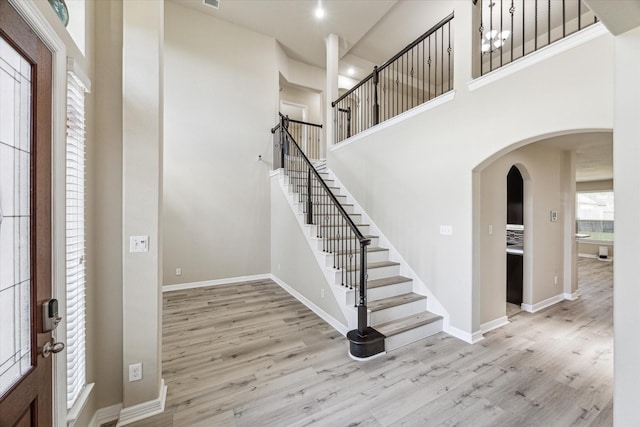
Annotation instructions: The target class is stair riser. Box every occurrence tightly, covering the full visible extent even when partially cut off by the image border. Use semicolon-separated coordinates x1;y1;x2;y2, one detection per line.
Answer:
335;264;400;286
304;214;363;226
331;250;389;267
321;249;389;268
288;192;348;204
292;202;355;215
367;281;413;302
286;175;334;186
383;318;443;351
370;299;426;325
311;237;379;252
308;224;371;237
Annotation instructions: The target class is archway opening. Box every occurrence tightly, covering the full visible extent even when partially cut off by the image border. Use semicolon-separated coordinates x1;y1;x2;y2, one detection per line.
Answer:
506;165;524;315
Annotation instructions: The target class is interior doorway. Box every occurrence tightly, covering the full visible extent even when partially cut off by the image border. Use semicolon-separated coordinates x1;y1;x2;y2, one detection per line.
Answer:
506;165;524;315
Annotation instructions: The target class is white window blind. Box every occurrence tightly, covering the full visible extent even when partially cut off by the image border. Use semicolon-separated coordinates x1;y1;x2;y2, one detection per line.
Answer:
66;70;87;410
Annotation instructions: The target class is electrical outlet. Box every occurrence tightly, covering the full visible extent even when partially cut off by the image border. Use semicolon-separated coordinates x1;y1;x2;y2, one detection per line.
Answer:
488;225;493;235
176;267;182;276
129;363;142;382
554;275;558;285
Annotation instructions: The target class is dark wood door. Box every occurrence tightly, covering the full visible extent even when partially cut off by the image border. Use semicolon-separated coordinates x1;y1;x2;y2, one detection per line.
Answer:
0;1;53;425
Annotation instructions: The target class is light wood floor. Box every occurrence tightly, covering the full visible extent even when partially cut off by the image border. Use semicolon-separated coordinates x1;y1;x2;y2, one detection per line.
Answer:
127;258;612;426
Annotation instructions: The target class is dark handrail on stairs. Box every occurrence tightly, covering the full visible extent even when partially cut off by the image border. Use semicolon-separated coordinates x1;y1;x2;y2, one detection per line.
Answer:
332;12;455;144
272;114;385;358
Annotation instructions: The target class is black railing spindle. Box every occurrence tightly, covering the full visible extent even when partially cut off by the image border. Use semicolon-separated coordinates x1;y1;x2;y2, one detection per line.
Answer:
332;12;454;144
272;114;379;357
478;0;598;76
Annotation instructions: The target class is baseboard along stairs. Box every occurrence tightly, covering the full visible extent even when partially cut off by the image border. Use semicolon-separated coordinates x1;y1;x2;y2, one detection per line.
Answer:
276;160;443;353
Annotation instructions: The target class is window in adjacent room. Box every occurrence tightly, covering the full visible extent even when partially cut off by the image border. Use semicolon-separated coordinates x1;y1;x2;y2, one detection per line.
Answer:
576;191;614;242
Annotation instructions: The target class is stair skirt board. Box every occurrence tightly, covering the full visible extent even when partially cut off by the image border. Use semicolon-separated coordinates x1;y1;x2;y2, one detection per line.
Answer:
275;170;446;352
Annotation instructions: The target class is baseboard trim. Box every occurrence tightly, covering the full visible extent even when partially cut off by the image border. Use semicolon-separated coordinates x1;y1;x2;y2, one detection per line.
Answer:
563;290;581;301
163;274;271;292
270;274;349;336
480;316;510;334
522;293;565;313
445;325;484;344
89;403;123;427
116;379;167;427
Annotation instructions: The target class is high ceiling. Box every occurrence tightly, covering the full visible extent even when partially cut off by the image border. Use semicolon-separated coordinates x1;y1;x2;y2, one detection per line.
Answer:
171;0;613;183
170;0;456;79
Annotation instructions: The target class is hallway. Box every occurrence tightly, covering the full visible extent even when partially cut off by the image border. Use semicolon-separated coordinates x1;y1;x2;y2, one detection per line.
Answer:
127;258;612;426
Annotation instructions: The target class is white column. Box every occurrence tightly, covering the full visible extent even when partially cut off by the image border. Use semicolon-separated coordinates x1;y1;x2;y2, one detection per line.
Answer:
562;150;577;297
613;25;640;425
121;0;165;411
325;33;339;157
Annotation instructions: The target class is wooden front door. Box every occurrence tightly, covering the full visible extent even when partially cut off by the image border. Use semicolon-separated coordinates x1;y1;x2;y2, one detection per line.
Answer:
0;0;54;425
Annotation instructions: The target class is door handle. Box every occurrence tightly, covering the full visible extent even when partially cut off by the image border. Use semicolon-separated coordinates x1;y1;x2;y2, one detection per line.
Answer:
42;339;65;358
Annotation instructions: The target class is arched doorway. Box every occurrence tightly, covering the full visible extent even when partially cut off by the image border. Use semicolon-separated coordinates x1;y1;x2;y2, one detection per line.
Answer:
506;165;524;313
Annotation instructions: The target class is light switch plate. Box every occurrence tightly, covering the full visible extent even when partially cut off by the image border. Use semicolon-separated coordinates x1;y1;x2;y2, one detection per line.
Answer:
440;225;453;236
130;236;149;253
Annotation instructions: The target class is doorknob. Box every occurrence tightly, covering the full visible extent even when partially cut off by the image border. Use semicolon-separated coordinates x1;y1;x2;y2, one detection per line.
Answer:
42;339;65;358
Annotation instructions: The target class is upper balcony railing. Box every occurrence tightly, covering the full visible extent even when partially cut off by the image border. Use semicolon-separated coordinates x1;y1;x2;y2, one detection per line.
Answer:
332;12;454;145
476;0;598;76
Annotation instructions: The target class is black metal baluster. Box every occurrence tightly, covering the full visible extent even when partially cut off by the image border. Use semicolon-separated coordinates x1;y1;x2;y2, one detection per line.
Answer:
562;0;566;38
435;29;439;93
428;36;432;100
440;26;444;95
489;0;493;72
422;39;425;103
448;22;452;91
522;0;525;57
306;169;312;224
500;0;503;67
373;66;379;126
510;0;514;63
548;0;551;46
535;0;538;51
479;0;484;76
578;1;582;31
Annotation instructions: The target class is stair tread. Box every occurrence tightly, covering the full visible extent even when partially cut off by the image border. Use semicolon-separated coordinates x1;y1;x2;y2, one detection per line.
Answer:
368;292;426;312
345;260;399;272
367;275;412;289
374;312;443;337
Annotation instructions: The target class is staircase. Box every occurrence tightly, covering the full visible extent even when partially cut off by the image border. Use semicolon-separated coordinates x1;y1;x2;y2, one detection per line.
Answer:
278;159;443;353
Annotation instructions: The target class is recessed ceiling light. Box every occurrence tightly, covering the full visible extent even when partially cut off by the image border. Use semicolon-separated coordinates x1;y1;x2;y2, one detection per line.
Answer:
347;67;355;76
315;6;325;19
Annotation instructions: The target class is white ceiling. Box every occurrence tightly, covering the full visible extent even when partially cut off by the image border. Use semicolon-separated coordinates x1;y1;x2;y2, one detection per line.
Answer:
170;0;461;80
541;132;613;182
171;0;398;69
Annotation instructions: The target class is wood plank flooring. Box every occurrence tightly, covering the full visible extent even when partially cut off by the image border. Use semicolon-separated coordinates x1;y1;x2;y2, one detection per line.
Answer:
127;258;612;426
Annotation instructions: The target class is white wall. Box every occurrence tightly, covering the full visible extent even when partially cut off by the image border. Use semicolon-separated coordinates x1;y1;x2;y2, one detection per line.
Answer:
121;0;165;408
280;84;323;124
162;1;278;285
270;176;348;327
89;0;123;417
613;24;640;425
479;143;572;324
328;14;614;337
